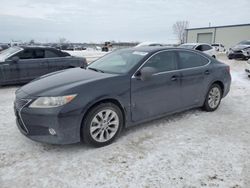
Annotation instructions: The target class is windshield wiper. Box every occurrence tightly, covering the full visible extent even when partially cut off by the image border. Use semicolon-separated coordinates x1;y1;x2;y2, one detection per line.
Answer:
87;67;105;73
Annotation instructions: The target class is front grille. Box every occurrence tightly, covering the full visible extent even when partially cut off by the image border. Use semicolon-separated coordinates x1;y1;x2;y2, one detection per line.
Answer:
15;99;30;111
14;99;31;134
17;115;28;134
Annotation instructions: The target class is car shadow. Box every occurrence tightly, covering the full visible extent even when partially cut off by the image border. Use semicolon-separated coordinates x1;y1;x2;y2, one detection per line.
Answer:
36;108;205;152
121;108;203;138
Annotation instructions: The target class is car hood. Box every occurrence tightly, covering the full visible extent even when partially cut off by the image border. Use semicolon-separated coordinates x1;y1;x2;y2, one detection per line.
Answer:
232;45;250;51
19;68;117;97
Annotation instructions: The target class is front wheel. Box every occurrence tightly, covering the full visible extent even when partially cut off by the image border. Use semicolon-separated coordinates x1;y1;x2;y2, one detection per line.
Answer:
82;103;123;147
202;84;222;112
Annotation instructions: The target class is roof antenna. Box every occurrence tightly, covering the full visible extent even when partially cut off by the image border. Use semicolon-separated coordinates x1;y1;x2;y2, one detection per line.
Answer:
209;22;211;27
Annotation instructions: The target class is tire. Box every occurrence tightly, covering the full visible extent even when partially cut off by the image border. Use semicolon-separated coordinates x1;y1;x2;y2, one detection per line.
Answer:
82;102;123;147
202;84;222;112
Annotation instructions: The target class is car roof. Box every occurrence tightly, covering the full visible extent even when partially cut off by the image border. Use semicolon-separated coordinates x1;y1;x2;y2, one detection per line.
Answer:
181;43;211;46
19;46;58;50
131;46;173;53
129;46;210;55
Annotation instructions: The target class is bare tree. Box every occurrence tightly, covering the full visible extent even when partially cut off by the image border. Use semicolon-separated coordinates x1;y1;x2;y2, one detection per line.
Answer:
173;21;189;44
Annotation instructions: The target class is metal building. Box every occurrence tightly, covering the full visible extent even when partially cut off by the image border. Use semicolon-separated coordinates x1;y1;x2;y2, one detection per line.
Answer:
186;23;250;48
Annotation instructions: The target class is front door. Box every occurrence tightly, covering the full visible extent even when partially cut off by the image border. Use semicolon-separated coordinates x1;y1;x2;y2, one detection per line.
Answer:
131;50;181;122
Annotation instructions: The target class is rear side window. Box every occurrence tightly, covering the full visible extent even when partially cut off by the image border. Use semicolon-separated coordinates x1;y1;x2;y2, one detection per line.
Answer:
144;51;177;73
201;45;212;51
178;51;209;69
45;50;59;58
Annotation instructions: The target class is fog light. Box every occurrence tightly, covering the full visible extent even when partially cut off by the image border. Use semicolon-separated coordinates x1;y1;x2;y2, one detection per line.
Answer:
49;128;56;136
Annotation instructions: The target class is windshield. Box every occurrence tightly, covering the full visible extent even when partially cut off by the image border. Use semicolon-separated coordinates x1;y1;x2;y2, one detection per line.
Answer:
88;49;148;74
179;44;196;49
0;47;22;59
238;41;250;45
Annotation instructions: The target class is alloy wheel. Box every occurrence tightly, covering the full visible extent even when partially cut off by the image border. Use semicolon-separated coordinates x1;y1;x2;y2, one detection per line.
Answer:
90;109;119;143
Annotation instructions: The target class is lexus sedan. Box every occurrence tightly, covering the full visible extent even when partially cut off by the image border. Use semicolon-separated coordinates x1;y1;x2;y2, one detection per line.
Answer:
0;46;87;86
14;47;231;147
179;43;217;58
227;40;250;60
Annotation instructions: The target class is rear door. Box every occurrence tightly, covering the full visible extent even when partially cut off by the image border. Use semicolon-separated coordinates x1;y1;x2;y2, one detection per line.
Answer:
177;50;211;108
131;50;181;122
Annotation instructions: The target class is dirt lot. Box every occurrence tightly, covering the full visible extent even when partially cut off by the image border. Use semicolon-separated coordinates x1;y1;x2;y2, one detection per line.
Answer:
0;54;250;188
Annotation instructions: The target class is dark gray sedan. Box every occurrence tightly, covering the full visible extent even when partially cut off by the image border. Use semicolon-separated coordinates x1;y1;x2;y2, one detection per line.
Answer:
0;46;87;85
14;47;231;147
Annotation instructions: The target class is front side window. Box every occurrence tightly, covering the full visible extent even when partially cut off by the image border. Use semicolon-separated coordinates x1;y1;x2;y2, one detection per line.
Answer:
178;51;209;69
143;51;177;73
16;49;34;59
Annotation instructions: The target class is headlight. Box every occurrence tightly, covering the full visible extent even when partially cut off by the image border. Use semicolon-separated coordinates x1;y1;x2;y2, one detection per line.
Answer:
242;48;250;56
29;94;77;108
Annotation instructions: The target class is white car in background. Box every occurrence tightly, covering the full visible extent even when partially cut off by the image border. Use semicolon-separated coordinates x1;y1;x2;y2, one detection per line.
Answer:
135;42;164;47
245;59;250;78
211;43;226;52
179;43;217;58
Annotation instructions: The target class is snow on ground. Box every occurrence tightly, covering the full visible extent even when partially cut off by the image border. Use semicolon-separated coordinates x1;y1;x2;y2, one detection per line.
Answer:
64;49;108;63
0;54;250;188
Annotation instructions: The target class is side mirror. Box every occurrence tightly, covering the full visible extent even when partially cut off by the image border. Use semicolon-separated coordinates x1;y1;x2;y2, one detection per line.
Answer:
139;67;156;81
11;56;19;63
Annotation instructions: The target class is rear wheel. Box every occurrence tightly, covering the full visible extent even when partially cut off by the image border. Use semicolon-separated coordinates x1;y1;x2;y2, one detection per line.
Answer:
203;84;222;112
82;103;123;147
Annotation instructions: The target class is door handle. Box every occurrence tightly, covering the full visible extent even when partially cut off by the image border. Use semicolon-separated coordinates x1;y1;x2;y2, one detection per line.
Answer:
204;70;210;75
171;75;179;81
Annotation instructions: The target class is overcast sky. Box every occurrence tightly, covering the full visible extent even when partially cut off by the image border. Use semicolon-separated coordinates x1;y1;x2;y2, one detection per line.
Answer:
1;0;250;43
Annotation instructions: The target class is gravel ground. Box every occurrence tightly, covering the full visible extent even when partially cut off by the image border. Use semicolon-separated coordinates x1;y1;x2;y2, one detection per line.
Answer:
0;54;250;188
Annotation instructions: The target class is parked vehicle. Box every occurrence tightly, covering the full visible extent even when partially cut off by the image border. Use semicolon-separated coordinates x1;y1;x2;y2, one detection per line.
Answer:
227;40;250;60
211;43;226;52
14;47;231;147
102;42;113;52
0;44;10;52
0;46;87;85
135;42;164;47
179;43;217;58
245;59;250;77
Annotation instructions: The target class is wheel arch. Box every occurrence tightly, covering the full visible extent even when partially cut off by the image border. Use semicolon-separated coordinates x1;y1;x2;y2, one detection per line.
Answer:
80;97;127;138
203;80;225;106
212;80;224;95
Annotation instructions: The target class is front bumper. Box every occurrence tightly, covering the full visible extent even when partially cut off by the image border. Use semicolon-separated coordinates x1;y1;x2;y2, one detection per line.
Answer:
228;51;249;59
14;98;83;144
